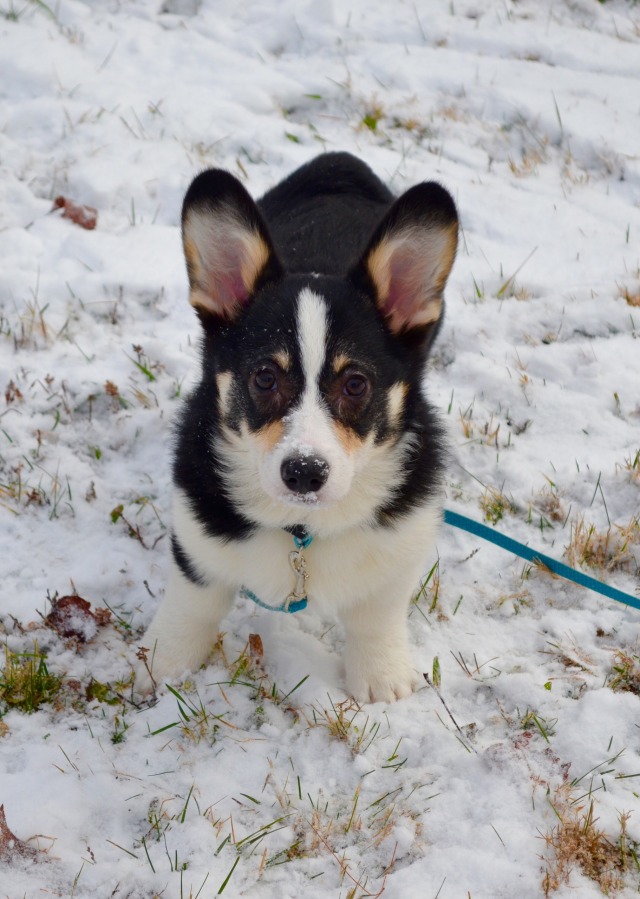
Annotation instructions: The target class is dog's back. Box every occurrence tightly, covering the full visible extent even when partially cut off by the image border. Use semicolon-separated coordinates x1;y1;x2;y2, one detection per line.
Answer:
258;153;394;276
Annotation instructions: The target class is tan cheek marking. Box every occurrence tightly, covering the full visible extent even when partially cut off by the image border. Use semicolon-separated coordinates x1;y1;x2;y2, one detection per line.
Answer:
333;421;367;455
216;372;233;416
254;420;285;452
273;350;292;371
387;382;408;429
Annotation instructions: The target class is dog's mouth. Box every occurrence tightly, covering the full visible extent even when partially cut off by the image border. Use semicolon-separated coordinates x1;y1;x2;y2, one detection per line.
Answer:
277;488;324;507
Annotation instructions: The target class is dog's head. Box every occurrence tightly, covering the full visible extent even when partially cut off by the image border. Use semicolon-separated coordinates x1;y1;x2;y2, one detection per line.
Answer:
181;166;458;534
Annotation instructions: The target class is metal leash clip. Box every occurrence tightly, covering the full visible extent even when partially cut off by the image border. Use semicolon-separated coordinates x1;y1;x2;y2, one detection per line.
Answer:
284;547;308;611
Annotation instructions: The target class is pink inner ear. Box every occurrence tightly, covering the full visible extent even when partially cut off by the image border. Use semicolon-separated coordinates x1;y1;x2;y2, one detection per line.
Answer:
208;269;249;313
379;248;428;328
202;245;251;317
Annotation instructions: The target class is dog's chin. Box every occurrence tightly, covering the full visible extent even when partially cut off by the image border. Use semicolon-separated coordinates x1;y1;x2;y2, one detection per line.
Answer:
263;480;352;514
271;488;333;509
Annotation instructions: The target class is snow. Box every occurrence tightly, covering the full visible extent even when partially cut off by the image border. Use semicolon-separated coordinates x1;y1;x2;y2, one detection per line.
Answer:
1;0;639;896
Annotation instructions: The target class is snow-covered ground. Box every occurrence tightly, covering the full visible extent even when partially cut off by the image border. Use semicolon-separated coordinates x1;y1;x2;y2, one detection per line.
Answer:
1;0;639;896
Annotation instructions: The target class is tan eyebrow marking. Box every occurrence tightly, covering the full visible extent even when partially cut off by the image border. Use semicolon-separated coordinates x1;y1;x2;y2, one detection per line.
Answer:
272;350;292;371
332;353;351;374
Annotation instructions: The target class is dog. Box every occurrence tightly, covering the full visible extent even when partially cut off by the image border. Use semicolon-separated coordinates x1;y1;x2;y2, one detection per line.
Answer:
138;152;458;703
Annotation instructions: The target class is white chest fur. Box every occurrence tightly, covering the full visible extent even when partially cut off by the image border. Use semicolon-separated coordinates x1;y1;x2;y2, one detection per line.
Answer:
172;488;441;616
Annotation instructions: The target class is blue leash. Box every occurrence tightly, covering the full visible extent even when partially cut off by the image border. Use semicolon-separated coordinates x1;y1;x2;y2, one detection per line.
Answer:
443;509;640;612
241;513;639;615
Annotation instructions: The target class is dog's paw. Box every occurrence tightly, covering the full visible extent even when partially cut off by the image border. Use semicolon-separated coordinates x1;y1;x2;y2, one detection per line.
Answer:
132;659;157;697
345;652;421;704
133;636;198;697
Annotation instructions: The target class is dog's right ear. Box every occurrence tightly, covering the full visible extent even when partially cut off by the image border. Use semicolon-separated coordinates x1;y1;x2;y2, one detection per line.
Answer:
181;170;282;324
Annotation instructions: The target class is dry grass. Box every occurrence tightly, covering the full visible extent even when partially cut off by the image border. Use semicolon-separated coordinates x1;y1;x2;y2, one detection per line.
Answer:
542;791;639;895
616;449;640;483
509;146;546;177
480;486;516;525
619;283;640;307
608;650;640;696
535;485;567;524
457;402;503;448
565;516;640;572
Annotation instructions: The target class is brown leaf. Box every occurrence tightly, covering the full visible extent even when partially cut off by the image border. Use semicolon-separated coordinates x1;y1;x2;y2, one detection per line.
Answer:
45;595;98;642
53;195;98;230
249;633;264;668
0;804;39;860
94;607;112;627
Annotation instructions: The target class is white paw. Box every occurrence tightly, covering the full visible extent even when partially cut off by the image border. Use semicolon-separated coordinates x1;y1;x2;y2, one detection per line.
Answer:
345;651;421;704
133;629;209;695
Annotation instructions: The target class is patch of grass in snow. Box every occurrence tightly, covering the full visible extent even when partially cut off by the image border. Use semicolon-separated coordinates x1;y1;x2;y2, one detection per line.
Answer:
616;449;640;483
565;515;640;573
608;650;640;697
0;296;53;351
110;495;166;550
127;344;164;383
480;485;516;525
148;683;233;746
217;637;310;710
147;637;309;746
360;99;385;133
542;789;640;896
219;773;412;895
411;558;442;619
143;642;429;893
530;482;568;530
0;0;56;23
518;707;557;743
0;460;74;519
456;399;516;451
618;278;640;308
0;643;62;714
508;145;546;178
304;696;385;756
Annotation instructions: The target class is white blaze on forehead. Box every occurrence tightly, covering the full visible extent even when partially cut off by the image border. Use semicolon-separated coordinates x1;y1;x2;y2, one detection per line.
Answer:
244;284;358;510
296;287;328;393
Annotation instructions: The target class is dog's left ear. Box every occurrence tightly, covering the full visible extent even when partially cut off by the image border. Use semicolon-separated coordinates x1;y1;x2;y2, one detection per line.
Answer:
351;182;458;338
181;169;282;324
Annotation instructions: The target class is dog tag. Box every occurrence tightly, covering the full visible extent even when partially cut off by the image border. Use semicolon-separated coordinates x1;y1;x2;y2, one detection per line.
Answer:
284;548;308;611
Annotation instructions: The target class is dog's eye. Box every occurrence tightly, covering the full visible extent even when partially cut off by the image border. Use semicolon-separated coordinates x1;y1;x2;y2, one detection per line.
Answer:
343;374;369;398
254;368;277;392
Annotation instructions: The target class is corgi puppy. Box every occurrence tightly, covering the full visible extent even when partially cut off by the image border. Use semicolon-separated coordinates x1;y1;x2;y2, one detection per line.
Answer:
139;152;458;703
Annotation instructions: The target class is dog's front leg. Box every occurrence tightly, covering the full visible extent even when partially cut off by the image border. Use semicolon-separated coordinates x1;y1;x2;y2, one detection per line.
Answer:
340;584;422;704
136;562;235;693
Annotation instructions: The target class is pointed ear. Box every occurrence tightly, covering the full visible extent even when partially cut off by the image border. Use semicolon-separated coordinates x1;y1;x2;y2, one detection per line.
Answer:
181;169;282;323
351;182;458;336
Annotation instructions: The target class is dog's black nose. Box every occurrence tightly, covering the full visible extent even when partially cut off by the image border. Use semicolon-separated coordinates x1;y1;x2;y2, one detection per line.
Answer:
281;455;329;494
